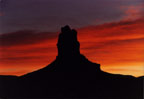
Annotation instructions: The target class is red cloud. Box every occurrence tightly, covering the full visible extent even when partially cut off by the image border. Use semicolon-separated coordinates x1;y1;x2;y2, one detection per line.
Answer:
0;30;58;46
120;3;144;21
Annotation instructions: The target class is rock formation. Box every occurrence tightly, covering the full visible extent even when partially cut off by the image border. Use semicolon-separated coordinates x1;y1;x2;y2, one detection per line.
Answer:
0;26;143;99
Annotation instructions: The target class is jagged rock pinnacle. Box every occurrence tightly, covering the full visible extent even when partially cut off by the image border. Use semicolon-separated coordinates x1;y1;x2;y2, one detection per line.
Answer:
57;25;80;57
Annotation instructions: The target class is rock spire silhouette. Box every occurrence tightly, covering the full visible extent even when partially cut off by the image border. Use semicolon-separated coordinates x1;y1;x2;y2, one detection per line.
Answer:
57;25;80;57
54;25;100;72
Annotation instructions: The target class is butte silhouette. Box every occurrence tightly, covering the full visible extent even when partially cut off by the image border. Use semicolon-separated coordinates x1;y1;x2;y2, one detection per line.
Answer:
0;26;143;99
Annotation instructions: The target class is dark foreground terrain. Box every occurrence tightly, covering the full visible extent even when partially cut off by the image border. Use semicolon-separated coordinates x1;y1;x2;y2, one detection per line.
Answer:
0;26;143;99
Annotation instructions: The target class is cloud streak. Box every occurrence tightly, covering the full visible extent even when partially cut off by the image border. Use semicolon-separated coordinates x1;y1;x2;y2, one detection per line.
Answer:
0;30;57;46
120;3;144;20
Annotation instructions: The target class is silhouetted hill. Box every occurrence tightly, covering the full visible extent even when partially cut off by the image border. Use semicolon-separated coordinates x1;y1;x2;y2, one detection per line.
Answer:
0;75;18;97
0;26;143;99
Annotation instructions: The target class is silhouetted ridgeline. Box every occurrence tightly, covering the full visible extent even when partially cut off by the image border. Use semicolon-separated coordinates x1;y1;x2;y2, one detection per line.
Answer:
0;26;143;99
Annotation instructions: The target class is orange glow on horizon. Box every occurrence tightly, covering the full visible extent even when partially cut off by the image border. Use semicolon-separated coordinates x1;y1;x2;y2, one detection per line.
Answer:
0;19;144;77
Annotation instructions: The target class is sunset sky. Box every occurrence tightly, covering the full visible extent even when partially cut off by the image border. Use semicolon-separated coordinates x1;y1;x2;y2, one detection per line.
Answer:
0;0;144;77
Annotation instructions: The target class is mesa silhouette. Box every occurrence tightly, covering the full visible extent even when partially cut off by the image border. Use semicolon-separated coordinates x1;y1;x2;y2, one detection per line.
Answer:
0;26;143;99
